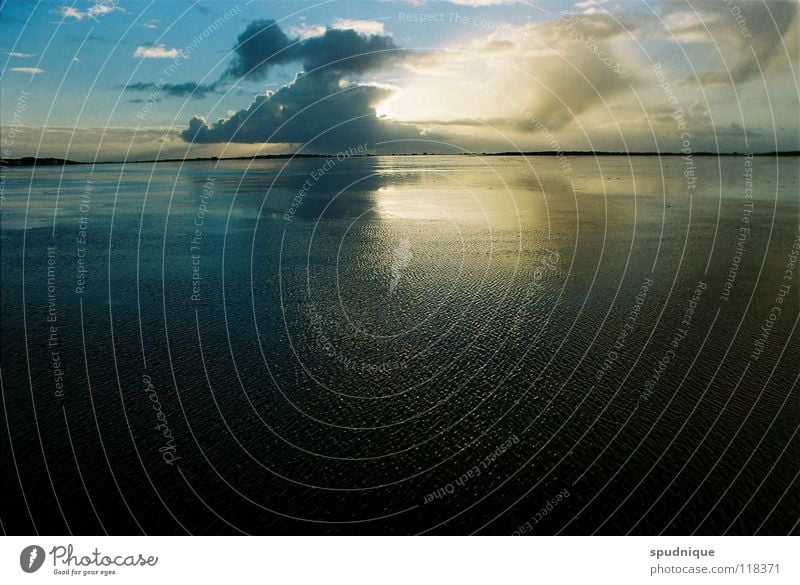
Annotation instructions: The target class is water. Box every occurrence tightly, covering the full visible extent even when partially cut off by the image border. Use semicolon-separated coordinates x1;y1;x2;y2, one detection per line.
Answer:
1;155;798;534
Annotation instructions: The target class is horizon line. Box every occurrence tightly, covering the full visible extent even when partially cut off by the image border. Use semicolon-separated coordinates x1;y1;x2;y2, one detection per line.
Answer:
1;150;798;167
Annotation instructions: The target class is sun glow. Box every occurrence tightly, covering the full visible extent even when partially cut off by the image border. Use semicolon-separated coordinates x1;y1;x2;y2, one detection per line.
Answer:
374;98;396;120
380;82;467;122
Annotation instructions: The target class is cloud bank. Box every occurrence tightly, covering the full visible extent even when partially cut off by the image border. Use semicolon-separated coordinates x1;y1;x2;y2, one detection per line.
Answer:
182;20;424;150
174;1;798;153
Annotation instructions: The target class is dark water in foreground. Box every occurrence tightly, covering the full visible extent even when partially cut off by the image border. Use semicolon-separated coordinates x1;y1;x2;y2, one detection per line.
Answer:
1;155;798;535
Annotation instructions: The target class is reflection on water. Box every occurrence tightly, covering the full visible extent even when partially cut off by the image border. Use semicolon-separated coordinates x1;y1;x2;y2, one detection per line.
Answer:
1;155;798;535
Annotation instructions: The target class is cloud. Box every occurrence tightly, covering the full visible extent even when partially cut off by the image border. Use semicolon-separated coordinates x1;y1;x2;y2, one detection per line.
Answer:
299;28;404;74
398;11;641;132
655;10;722;43
224;19;295;79
396;0;794;140
10;67;45;74
332;19;386;36
224;19;404;80
438;0;521;5
124;80;220;98
6;51;35;58
133;44;181;59
573;0;614;14
57;0;123;21
182;71;424;149
288;19;387;38
182;20;424;149
506;49;632;131
176;3;798;154
143;19;159;29
682;1;799;85
288;23;327;39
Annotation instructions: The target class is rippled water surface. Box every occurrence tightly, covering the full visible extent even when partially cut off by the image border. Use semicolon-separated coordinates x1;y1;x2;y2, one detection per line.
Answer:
1;155;798;534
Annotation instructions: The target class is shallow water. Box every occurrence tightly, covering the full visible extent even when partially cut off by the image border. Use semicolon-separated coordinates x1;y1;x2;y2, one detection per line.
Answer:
1;155;798;534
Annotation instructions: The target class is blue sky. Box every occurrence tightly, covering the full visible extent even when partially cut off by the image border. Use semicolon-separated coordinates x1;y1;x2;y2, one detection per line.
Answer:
1;0;798;159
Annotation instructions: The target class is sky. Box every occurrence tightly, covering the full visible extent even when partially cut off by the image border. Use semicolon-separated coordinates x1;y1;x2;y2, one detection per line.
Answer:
1;0;798;160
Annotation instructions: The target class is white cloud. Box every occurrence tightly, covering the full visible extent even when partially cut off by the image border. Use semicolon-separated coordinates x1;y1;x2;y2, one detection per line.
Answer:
574;0;612;8
10;67;45;74
6;51;36;58
143;19;159;29
332;19;386;35
397;1;798;152
287;22;327;39
58;1;123;21
288;19;387;39
443;0;521;5
656;10;719;43
387;11;641;128
133;44;180;59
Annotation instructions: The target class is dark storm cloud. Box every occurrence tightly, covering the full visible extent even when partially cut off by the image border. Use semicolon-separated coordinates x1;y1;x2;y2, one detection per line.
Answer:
224;19;403;79
182;70;422;149
224;19;294;79
182;20;424;149
297;28;403;74
124;80;220;99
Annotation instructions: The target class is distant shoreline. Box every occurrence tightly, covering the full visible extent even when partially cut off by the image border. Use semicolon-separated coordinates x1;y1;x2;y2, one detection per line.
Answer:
1;151;798;168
